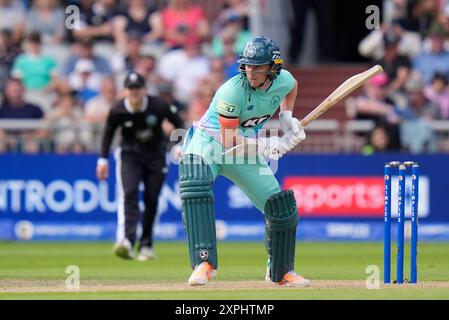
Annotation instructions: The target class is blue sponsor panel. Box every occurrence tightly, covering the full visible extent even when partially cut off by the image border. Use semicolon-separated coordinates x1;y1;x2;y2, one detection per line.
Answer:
1;154;449;241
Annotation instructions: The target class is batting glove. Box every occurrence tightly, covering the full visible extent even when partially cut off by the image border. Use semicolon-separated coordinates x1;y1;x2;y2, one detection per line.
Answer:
259;136;292;161
279;110;306;149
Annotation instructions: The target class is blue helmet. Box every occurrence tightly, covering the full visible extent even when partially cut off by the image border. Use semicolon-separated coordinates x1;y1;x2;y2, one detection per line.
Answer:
237;36;283;80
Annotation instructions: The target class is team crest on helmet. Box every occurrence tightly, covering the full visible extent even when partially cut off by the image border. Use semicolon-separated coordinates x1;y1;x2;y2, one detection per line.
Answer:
246;44;257;58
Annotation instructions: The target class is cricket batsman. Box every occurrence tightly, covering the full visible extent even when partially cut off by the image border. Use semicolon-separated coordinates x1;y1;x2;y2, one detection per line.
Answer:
179;36;310;287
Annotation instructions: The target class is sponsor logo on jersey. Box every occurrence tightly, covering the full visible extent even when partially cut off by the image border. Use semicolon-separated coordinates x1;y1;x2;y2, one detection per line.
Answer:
218;101;237;114
241;114;270;127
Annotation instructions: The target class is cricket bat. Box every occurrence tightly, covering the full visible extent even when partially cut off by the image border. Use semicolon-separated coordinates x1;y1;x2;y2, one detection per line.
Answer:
300;64;384;127
223;65;384;157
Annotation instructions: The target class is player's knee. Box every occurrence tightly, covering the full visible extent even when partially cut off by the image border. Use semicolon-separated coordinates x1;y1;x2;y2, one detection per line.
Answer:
179;154;214;200
264;190;299;229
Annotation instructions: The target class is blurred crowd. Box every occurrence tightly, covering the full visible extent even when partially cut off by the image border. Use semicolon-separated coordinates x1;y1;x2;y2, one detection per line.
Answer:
350;0;449;154
0;0;251;153
2;0;449;155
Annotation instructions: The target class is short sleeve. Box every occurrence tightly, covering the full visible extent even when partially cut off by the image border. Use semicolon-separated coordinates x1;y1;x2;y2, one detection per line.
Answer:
215;82;243;118
279;69;296;92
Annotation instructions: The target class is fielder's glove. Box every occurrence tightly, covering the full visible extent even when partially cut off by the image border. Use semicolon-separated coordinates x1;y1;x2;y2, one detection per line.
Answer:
279;110;306;149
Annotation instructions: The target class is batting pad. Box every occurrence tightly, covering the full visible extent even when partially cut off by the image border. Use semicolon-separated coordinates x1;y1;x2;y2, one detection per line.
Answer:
264;190;299;282
179;154;218;269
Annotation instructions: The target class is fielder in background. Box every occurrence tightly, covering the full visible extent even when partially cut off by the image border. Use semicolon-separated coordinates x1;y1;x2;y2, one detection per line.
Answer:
179;36;309;286
97;71;184;261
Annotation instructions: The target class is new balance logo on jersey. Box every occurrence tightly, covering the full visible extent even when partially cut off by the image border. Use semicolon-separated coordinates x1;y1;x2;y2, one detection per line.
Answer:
241;115;270;127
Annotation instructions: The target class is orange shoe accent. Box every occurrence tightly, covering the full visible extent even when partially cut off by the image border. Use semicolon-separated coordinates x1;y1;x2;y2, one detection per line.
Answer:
266;269;311;287
188;261;217;286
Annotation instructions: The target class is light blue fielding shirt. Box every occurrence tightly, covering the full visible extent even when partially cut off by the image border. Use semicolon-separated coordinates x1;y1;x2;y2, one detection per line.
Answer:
196;69;296;140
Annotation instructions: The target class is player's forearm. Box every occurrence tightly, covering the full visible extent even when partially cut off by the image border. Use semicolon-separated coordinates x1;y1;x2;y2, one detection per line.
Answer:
280;80;298;112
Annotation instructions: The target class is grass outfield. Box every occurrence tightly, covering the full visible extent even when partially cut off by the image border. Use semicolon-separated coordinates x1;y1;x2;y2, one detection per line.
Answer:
0;241;449;299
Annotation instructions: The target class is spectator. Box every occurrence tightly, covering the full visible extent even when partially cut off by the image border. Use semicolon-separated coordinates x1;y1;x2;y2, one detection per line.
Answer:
346;73;401;149
135;55;160;95
157;40;210;104
156;81;187;122
11;32;58;91
11;31;58;112
288;0;337;63
358;21;422;61
46;90;90;153
62;37;112;77
400;74;441;120
84;76;116;124
187;84;214;122
376;29;411;92
211;13;251;59
25;0;66;44
413;22;449;85
400;0;440;36
204;58;226;91
399;74;440;153
0;77;45;153
154;0;210;50
424;72;449;119
361;124;395;155
214;0;250;32
0;128;6;153
218;32;240;79
67;58;102;104
0;0;26;44
73;0;118;43
110;32;143;77
439;2;449;32
346;73;398;122
113;0;162;51
0;29;23;91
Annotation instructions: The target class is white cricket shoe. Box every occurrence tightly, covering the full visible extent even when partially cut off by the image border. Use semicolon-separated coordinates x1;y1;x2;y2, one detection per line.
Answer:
188;261;217;286
137;247;156;261
113;239;135;260
265;268;311;287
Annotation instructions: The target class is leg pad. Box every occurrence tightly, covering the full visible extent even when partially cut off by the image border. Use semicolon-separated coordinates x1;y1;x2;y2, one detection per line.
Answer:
179;154;218;269
264;190;298;282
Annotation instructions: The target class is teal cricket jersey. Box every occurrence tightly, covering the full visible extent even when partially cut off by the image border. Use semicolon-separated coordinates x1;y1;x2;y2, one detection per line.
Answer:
196;69;296;141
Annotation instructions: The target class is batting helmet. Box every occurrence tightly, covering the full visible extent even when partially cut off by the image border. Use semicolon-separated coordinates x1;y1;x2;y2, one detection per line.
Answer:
237;36;283;81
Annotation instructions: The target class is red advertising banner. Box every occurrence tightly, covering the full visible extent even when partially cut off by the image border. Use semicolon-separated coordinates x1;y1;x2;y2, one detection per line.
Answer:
284;177;384;217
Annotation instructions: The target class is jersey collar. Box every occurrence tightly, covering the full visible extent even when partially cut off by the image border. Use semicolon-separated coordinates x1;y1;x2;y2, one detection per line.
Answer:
124;96;148;113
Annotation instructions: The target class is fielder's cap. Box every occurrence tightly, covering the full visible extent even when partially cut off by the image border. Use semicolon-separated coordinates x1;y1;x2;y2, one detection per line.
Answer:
75;59;95;73
124;71;145;88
